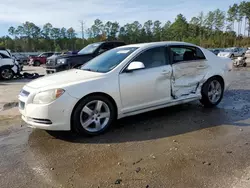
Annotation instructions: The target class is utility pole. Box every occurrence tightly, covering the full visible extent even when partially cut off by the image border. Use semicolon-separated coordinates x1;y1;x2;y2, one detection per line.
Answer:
79;20;85;44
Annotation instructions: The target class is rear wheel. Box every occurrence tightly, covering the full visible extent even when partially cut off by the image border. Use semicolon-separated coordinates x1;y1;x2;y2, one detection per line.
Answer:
71;95;116;136
0;67;14;80
200;77;224;108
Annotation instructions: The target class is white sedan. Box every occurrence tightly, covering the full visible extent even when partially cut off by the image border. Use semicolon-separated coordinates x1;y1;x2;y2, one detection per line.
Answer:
19;42;233;135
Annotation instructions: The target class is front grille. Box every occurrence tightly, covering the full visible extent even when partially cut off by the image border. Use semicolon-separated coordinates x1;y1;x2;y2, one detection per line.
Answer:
46;59;56;66
20;89;30;97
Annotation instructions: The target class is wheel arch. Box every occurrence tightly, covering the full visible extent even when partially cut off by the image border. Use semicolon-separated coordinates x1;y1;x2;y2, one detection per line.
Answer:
0;64;14;70
70;92;118;130
202;75;225;91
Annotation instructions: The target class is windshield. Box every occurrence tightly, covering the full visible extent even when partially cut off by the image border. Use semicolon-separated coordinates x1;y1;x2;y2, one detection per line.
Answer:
81;47;138;73
224;48;234;52
78;43;102;55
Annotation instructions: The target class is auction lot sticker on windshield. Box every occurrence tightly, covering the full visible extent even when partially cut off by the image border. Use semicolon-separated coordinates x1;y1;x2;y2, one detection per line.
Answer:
117;50;130;54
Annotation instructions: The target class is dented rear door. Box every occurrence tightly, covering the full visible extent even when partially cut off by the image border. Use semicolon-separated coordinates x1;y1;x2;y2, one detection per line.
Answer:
168;45;209;98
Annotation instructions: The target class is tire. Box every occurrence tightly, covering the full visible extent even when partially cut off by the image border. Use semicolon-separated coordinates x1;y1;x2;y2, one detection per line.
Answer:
71;95;116;136
243;63;247;67
34;61;41;66
0;66;14;80
200;77;224;108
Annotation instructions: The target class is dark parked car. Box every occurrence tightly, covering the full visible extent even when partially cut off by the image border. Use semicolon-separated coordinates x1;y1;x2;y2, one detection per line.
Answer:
13;53;29;65
45;41;126;74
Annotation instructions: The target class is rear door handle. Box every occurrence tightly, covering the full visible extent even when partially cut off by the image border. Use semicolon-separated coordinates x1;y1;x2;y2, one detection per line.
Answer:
197;65;207;69
161;70;171;75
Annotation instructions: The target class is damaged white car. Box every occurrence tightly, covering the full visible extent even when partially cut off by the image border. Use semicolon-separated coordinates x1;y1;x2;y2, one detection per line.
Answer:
0;47;21;80
19;42;233;135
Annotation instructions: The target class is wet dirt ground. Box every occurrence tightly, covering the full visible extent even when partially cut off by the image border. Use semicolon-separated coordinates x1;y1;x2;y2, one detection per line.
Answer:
1;66;250;188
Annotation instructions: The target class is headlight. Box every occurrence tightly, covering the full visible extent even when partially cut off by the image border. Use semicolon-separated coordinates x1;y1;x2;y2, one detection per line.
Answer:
33;89;65;104
57;59;67;64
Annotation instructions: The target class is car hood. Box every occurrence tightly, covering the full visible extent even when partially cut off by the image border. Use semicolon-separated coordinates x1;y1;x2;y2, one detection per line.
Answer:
26;69;103;89
55;53;93;60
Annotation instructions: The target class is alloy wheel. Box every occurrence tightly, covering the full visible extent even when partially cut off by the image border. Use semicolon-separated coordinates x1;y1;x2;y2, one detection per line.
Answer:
1;69;13;80
208;80;222;104
80;100;110;132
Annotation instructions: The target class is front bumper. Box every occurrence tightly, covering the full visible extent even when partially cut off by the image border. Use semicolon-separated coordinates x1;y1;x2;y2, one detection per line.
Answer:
18;86;78;131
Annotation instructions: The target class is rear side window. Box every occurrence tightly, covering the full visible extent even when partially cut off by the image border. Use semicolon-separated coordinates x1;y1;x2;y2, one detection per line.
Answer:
101;43;115;50
196;48;206;60
170;46;206;63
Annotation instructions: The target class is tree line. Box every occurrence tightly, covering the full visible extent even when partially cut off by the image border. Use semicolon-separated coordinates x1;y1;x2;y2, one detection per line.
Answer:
0;1;250;52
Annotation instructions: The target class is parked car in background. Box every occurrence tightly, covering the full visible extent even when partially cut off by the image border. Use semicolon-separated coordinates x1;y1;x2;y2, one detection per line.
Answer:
0;47;21;80
13;53;29;65
29;52;54;66
209;48;222;55
245;48;250;57
233;57;247;67
218;47;244;58
45;41;126;74
240;47;248;54
19;42;233;136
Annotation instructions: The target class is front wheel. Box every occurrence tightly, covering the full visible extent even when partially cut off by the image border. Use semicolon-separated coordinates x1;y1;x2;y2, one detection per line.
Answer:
243;63;247;67
0;67;14;80
200;77;224;108
71;95;116;136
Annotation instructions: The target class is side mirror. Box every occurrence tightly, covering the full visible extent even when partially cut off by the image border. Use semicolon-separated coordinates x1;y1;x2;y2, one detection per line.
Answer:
126;61;145;72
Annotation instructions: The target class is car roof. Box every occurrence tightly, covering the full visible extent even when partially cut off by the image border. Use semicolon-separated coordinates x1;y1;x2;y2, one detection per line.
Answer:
92;41;125;45
118;41;199;49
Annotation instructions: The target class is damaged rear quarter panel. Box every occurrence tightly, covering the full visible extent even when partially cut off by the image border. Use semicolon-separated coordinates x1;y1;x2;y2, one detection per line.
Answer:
200;48;233;89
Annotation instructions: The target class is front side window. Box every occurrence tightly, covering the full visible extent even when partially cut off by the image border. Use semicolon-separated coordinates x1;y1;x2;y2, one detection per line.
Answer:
170;46;205;63
133;47;168;69
81;47;138;73
98;43;115;54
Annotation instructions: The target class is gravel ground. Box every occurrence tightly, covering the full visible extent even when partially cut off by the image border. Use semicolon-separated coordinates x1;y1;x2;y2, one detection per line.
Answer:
0;66;46;105
0;61;250;188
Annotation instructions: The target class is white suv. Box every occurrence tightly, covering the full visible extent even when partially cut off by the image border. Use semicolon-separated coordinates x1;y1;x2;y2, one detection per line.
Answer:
0;47;21;80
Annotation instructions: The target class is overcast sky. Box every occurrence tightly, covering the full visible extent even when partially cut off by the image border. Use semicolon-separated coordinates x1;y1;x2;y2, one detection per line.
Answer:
0;0;241;36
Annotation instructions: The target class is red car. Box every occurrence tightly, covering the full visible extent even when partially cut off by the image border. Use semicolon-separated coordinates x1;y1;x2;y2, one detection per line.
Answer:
29;52;54;66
